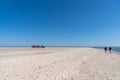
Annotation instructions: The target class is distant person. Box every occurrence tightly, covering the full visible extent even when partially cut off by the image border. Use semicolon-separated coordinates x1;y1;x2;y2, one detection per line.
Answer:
104;47;107;53
109;47;112;53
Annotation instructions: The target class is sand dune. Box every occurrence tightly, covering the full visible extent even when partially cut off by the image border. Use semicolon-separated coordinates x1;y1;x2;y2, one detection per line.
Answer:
0;48;120;80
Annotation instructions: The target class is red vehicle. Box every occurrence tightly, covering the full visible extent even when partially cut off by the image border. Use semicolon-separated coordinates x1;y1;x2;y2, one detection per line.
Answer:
32;45;41;48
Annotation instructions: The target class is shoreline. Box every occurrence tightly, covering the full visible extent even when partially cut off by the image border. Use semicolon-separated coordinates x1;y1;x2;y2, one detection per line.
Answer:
95;48;120;55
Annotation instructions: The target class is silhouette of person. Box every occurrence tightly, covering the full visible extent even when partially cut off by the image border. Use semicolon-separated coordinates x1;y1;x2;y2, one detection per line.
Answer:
104;47;107;53
109;47;112;53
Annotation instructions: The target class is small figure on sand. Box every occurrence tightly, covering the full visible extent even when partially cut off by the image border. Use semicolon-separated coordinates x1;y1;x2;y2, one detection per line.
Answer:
104;47;107;53
109;47;112;53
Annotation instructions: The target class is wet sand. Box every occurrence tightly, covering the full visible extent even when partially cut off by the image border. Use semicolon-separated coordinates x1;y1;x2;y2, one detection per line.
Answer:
0;48;120;80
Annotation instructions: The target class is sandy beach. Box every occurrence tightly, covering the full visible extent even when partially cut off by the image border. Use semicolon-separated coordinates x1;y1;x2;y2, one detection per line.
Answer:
0;48;120;80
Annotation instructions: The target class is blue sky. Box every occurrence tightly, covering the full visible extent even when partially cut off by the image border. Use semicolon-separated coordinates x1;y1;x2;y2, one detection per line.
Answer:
0;0;120;46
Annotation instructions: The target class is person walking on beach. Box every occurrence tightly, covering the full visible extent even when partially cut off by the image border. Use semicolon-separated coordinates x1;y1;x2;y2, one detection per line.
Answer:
109;47;112;53
104;47;107;53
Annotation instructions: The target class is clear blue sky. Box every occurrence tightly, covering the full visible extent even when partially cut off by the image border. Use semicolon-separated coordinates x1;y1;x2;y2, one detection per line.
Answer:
0;0;120;46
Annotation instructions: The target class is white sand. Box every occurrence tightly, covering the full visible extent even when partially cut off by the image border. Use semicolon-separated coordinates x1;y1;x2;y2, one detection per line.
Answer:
0;48;120;80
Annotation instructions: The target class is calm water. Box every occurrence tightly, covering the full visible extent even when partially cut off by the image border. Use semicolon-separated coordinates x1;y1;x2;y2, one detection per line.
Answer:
112;47;120;52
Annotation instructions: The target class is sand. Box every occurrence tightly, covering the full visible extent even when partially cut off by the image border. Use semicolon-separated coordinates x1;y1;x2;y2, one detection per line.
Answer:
0;48;120;80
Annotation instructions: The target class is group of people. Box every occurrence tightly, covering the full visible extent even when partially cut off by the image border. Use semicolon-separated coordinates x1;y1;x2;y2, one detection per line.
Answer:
104;47;112;53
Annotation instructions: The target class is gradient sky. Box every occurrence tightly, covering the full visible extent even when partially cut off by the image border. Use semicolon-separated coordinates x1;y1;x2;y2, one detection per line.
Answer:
0;0;120;46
